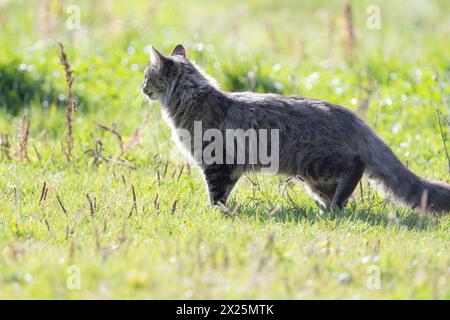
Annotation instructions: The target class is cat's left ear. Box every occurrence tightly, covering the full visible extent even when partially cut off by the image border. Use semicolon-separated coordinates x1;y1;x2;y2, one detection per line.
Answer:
150;46;167;70
170;44;186;57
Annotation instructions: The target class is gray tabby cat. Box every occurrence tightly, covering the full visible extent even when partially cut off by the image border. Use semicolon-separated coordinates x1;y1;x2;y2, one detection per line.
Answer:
141;44;450;214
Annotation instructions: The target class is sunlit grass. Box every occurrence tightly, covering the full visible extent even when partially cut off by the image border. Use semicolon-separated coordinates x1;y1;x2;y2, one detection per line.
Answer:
0;0;449;299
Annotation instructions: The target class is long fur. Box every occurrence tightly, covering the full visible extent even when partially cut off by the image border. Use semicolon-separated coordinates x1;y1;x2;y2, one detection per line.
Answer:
364;130;450;212
142;45;450;213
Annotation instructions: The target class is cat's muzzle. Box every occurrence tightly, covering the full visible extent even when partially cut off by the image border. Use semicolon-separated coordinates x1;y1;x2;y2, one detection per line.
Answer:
141;87;156;100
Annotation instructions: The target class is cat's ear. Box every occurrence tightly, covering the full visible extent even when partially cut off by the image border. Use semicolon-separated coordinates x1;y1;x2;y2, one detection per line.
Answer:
150;46;167;70
170;44;186;57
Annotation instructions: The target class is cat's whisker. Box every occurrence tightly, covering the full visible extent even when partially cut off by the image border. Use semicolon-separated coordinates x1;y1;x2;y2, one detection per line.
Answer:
130;92;144;107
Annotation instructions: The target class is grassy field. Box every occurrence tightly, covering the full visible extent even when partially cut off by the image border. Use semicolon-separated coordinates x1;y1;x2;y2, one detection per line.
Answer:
0;0;449;299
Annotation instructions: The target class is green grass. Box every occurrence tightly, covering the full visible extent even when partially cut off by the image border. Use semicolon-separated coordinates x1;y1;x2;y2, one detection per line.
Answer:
0;0;449;299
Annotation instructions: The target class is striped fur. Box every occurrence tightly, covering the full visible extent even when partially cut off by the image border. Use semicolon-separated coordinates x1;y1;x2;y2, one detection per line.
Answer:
141;45;450;213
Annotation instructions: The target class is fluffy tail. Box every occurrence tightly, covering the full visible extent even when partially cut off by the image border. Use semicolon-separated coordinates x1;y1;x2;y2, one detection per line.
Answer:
364;130;450;214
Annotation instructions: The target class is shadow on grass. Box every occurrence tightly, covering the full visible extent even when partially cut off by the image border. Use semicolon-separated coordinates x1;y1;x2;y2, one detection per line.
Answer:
233;199;442;232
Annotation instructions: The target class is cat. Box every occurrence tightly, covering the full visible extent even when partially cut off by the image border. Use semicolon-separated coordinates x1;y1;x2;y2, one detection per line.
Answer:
141;44;450;213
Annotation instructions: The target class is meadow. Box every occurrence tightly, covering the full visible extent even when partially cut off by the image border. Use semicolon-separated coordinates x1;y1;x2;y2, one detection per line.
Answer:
0;0;448;299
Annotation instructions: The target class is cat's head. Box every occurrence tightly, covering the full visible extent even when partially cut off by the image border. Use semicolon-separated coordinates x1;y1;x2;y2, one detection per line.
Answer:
141;44;188;101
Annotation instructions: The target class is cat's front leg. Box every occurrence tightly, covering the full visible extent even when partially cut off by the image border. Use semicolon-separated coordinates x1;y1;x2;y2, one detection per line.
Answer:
203;164;240;206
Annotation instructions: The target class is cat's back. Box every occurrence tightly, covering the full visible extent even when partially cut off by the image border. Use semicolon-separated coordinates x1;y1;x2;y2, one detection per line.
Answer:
225;91;363;129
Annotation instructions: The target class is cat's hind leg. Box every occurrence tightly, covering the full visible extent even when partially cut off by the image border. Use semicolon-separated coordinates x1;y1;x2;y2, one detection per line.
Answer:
330;156;365;211
203;164;240;206
303;180;337;210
